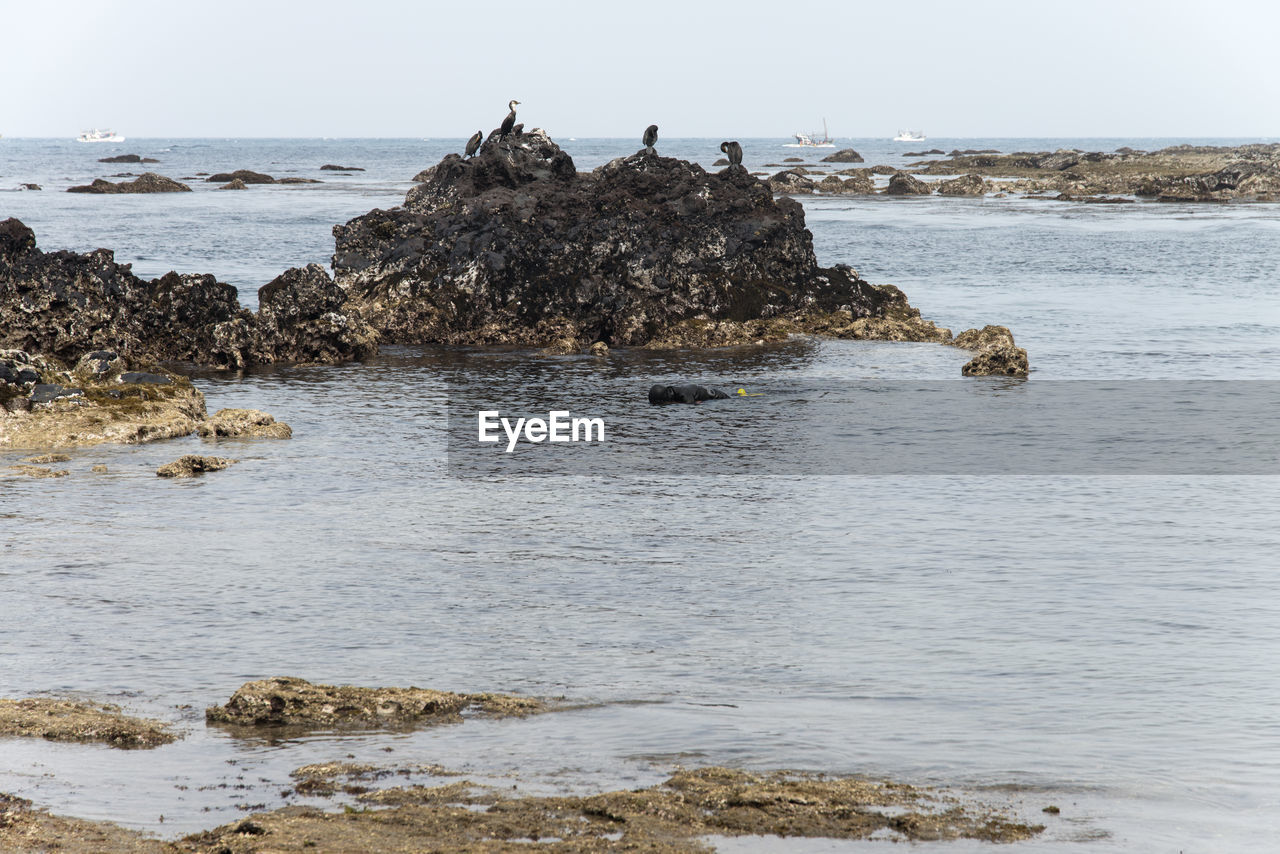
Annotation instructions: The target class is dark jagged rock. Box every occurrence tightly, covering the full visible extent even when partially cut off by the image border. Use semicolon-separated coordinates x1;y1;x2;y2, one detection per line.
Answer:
320;164;365;171
950;325;1029;377
66;173;191;194
821;148;864;163
219;178;247;190
0;218;377;370
886;173;932;195
20;183;41;191
251;264;378;365
97;154;159;164
332;131;907;351
869;165;896;175
767;169;817;194
818;175;872;194
205;170;275;184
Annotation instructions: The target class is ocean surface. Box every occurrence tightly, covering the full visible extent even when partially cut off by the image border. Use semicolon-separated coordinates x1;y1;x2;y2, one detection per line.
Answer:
2;135;1279;852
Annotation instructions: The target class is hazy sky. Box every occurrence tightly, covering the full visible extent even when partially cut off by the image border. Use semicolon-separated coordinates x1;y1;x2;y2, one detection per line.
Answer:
5;0;1278;139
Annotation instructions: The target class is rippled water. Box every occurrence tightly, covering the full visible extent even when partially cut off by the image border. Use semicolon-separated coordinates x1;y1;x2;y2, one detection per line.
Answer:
2;136;1279;851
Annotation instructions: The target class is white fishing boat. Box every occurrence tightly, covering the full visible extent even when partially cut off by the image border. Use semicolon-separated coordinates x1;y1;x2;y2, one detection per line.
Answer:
785;119;834;148
77;129;126;143
893;129;926;142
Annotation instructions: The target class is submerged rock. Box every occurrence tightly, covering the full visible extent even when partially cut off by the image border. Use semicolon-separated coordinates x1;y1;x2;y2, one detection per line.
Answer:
334;131;910;351
0;697;175;748
198;407;292;439
205;169;275;184
156;454;237;477
205;676;545;728
218;177;247;190
97;153;159;164
66;172;191;194
320;164;365;171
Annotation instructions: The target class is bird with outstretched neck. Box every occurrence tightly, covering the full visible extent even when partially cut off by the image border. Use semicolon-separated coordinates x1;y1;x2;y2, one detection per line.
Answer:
499;100;520;140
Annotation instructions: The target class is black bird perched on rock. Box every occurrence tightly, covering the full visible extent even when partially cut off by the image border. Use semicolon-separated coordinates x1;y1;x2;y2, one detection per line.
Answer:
465;130;483;158
720;140;743;166
499;100;520;139
643;124;658;154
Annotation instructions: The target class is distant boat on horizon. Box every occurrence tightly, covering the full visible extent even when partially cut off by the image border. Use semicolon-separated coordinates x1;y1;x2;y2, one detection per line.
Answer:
77;129;125;143
785;118;834;148
893;129;926;142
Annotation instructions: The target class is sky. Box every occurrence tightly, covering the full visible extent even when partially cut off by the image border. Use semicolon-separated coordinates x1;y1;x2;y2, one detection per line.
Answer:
3;0;1278;139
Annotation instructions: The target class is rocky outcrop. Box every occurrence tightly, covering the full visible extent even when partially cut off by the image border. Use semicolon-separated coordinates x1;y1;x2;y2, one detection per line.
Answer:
767;169;817;194
218;178;247;190
205;170;275;184
950;325;1029;377
1;349;208;450
205;676;544;728
821;148;864;163
332;132;913;351
937;174;990;196
961;345;1029;377
1;218;377;370
818;175;872;194
886;173;932;195
321;164;364;171
913;143;1280;201
66;173;190;194
250;263;379;365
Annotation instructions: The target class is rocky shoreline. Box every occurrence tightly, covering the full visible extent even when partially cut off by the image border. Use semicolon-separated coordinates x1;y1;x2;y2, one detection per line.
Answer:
0;677;1047;852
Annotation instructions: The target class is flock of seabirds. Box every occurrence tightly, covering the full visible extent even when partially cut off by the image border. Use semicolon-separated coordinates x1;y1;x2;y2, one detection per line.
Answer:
463;100;744;165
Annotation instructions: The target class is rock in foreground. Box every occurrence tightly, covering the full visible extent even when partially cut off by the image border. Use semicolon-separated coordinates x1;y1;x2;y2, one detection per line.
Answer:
333;131;916;351
187;767;1042;851
1;350;207;450
205;677;545;729
950;325;1030;377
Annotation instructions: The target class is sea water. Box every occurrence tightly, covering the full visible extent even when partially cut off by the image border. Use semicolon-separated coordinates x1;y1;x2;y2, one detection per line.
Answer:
1;136;1279;852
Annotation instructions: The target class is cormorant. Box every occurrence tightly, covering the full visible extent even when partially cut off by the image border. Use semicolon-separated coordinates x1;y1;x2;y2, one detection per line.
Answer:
465;130;483;158
643;124;658;154
499;100;520;139
720;140;743;166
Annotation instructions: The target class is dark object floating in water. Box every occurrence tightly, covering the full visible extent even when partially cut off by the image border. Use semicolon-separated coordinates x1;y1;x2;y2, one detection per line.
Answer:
320;164;365;171
649;383;731;405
